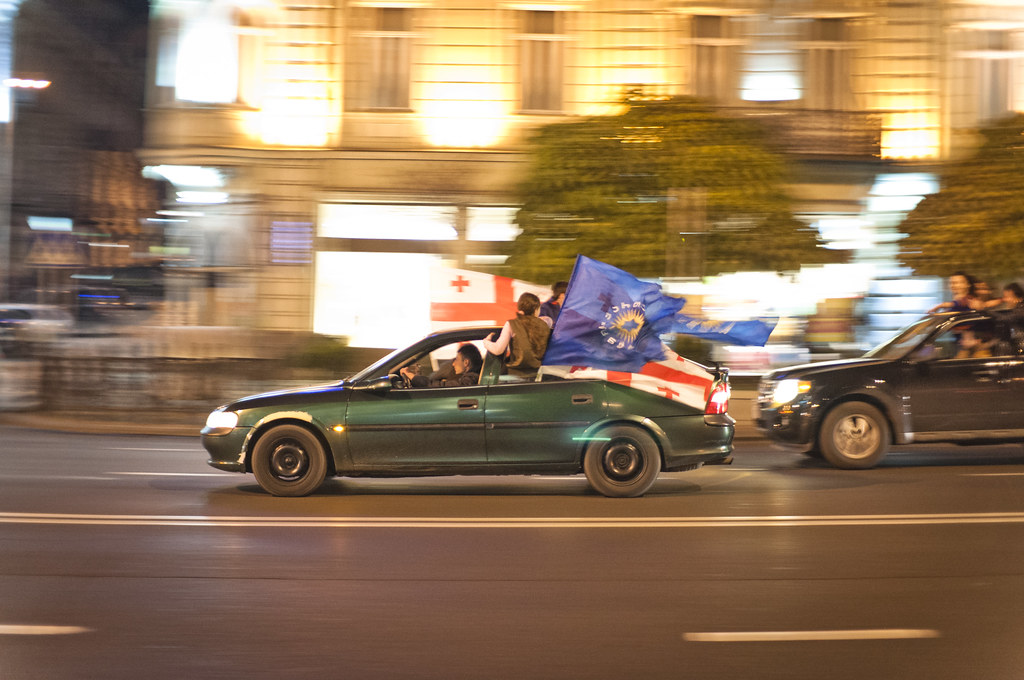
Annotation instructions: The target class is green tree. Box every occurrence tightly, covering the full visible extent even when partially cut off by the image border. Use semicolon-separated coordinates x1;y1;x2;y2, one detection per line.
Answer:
504;93;840;284
900;114;1024;280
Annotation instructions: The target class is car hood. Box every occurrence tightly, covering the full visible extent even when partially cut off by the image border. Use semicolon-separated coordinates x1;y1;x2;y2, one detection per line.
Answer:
221;381;347;411
763;357;893;381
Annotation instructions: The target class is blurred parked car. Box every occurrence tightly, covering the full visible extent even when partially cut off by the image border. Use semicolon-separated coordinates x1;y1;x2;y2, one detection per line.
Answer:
202;326;734;497
0;303;74;352
754;310;1024;469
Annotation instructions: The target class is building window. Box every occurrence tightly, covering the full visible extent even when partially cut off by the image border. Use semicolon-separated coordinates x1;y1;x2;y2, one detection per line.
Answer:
346;7;413;110
690;14;740;103
153;5;263;107
802;18;854;110
519;10;563;113
968;30;1014;123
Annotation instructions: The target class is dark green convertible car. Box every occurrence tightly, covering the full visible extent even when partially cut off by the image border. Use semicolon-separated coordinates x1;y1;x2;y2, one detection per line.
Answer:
202;327;734;497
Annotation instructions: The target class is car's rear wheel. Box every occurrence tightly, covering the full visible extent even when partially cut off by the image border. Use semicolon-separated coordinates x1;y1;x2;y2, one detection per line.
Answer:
583;425;661;497
252;424;328;497
819;402;889;469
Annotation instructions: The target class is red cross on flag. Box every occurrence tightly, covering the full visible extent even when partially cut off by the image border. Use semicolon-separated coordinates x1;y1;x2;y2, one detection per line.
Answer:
430;267;551;330
541;348;715;412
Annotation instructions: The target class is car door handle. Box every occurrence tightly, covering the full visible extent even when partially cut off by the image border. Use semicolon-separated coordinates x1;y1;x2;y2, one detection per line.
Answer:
457;399;479;410
571;394;593;405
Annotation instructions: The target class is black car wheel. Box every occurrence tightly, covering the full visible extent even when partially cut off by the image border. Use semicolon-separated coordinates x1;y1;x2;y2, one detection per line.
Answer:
583;425;661;497
252;424;328;497
819;402;889;469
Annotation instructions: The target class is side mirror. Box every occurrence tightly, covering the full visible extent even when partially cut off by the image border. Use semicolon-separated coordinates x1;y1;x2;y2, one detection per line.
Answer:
352;376;393;392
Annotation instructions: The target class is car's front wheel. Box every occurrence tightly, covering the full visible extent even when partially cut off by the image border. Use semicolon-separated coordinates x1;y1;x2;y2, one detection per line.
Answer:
252;424;329;497
819;401;889;469
583;425;661;497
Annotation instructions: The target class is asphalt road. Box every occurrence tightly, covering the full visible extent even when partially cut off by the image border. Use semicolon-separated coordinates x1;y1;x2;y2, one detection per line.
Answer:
1;427;1023;679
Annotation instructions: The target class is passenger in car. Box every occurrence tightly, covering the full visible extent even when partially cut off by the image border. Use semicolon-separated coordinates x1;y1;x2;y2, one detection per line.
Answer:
483;292;552;378
968;280;1002;310
955;328;994;359
929;271;976;313
998;282;1024;310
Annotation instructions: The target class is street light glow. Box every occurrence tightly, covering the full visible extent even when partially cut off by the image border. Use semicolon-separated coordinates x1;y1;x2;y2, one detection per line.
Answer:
3;78;50;89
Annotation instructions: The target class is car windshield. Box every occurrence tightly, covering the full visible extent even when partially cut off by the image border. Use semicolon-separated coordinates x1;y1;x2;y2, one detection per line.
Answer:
863;315;946;360
346;346;409;383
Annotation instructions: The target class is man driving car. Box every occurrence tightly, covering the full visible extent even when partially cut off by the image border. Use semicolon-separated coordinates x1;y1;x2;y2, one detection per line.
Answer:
399;343;483;387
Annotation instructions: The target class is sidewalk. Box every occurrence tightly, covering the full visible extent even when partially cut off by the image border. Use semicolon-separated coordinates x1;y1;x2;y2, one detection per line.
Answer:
0;409;207;437
0;391;761;439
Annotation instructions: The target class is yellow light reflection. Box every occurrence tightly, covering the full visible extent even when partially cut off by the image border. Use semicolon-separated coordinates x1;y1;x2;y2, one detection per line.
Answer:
260;98;331;147
420;81;509;148
880;110;939;159
881;129;939;159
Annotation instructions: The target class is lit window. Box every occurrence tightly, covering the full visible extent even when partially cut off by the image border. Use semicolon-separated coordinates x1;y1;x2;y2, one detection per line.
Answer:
519;10;563;113
319;203;457;240
154;4;264;107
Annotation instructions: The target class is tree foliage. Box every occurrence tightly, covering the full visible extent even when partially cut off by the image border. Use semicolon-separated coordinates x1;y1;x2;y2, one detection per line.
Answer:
503;94;841;284
900;114;1024;280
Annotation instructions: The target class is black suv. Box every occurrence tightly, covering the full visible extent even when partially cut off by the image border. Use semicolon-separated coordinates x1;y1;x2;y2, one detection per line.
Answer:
754;310;1024;468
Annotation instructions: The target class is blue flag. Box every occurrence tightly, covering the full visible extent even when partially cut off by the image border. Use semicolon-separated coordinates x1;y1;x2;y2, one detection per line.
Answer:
670;313;777;347
542;256;686;372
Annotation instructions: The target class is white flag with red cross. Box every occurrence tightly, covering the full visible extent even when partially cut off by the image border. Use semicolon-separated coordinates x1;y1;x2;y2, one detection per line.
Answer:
430;267;552;330
541;348;716;412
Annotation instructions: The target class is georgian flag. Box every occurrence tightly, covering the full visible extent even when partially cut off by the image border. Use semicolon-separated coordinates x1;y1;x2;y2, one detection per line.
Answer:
429;267;551;330
542;348;716;412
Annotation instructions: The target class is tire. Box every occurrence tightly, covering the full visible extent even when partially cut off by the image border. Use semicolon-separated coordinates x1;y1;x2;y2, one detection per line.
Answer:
583;425;661;498
819;402;889;469
251;424;329;497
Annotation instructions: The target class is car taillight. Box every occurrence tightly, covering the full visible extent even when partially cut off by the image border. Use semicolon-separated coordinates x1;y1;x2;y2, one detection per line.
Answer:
705;381;730;415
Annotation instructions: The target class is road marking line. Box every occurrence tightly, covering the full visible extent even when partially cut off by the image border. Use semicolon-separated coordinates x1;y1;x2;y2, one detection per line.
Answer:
0;625;92;636
111;448;198;452
109;472;226;477
1;512;1024;528
684;629;941;642
962;472;1024;477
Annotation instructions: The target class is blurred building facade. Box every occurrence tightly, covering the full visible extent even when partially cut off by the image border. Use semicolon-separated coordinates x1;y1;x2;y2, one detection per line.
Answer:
138;0;1024;345
6;0;158;309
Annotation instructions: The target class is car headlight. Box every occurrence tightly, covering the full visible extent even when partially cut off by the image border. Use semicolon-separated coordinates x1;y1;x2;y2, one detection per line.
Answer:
204;410;239;434
772;379;811;406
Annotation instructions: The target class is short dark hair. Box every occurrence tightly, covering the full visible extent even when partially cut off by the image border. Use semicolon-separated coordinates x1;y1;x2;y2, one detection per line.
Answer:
517;292;540;315
457;343;483;372
552;281;568;296
1004;282;1024;299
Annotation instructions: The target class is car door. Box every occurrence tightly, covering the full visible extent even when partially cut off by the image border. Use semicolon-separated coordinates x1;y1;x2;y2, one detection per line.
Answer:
903;319;1020;433
345;383;487;468
483;378;606;464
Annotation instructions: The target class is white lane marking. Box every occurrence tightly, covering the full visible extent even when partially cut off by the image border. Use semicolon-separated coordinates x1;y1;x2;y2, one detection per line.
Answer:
0;625;92;636
684;629;941;643
109;472;226;477
2;512;1024;528
962;472;1024;477
111;448;198;452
